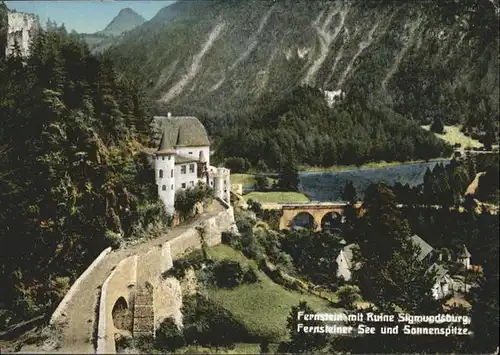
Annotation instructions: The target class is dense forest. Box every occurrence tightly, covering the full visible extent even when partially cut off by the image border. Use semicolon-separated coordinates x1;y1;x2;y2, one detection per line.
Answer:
167;86;453;171
0;22;164;328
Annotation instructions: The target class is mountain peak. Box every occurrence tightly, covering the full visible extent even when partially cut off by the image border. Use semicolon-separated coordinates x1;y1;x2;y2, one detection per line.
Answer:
98;7;145;37
117;7;137;16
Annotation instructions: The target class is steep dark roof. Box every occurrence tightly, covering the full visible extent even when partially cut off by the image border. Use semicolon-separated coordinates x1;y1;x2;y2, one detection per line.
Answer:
458;244;471;258
153;116;210;150
157;128;176;154
409;234;434;262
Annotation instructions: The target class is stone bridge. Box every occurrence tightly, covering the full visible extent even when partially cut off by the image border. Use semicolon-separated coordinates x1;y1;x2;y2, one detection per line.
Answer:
275;201;497;231
277;202;363;231
33;199;238;354
95;201;237;353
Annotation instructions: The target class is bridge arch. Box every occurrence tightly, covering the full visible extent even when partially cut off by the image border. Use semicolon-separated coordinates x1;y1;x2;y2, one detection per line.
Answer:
289;212;316;229
320;211;343;230
112;296;133;332
278;203;361;231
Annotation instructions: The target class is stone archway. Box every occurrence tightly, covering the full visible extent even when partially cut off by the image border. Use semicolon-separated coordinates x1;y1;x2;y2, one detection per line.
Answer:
112;297;133;332
320;212;343;231
290;212;316;230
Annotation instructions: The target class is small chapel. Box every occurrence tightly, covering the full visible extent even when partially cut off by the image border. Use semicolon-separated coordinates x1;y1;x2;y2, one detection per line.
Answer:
152;114;231;214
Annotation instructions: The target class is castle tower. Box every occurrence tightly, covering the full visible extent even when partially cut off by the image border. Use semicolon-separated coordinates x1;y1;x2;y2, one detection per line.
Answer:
457;244;471;270
155;129;176;214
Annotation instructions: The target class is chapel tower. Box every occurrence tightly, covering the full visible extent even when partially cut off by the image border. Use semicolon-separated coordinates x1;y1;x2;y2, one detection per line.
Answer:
155;129;176;214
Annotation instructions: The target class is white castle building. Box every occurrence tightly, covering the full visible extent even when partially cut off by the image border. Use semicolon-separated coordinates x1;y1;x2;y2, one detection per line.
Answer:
152;115;230;214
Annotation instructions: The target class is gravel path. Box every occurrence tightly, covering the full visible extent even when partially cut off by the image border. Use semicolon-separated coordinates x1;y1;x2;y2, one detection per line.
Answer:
15;202;225;353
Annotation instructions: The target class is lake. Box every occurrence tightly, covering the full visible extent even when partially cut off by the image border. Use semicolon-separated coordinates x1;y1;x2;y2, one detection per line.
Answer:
298;160;451;202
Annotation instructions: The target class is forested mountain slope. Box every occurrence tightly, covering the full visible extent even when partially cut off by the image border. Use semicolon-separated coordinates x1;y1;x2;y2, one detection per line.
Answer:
107;0;499;148
0;24;163;328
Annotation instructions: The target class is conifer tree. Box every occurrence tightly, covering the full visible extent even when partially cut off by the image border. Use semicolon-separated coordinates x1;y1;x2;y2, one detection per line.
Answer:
286;301;327;353
353;184;436;312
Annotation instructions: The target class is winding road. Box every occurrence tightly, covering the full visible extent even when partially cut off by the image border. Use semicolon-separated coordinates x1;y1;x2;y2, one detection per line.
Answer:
12;202;225;354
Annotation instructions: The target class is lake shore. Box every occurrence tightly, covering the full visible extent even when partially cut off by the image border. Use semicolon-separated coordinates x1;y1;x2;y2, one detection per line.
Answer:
299;157;450;173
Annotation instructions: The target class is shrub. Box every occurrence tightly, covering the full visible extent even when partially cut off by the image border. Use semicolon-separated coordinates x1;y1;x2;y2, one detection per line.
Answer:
254;174;269;191
224;157;251;173
430;117;445;134
274;252;295;276
235;211;254;236
115;334;133;352
155;317;185;351
259;209;283;230
164;249;207;279
221;231;242;250
247;199;263;214
182;294;252;346
256;160;269;173
336;285;362;309
175;183;214;220
242;266;259;284
165;259;191;279
240;233;266;261
104;230;122;249
213;260;246;288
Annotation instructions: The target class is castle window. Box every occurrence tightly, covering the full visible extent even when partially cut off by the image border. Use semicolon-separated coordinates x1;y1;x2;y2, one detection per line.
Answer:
189;164;195;173
181;183;186;189
162;185;166;191
171;184;174;190
168;156;171;160
171;169;173;177
159;169;163;179
189;151;193;155
224;180;227;185
210;181;213;186
181;165;186;174
162;156;165;160
190;181;194;187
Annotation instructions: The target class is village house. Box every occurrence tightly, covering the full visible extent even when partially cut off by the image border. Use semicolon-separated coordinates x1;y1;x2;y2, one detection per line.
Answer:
335;234;473;300
152;114;230;214
335;242;359;281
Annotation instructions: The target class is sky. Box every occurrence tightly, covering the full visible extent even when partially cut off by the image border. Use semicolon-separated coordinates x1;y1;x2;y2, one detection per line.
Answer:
5;1;176;34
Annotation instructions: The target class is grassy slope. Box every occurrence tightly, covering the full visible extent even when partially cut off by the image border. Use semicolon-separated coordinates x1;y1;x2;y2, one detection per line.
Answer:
231;173;309;203
205;245;339;342
421;125;483;149
174;343;262;354
243;191;310;203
